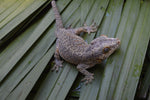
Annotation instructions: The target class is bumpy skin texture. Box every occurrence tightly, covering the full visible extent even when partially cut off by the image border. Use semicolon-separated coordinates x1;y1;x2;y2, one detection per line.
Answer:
51;0;120;84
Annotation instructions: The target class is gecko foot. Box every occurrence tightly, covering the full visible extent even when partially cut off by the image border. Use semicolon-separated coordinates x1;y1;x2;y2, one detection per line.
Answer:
51;60;63;72
83;22;98;34
81;73;94;84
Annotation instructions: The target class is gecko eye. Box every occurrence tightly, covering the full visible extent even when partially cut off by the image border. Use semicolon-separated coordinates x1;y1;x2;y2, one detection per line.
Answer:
103;47;110;53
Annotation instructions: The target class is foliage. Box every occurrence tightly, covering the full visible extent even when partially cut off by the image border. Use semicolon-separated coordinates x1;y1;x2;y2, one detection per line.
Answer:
0;0;150;100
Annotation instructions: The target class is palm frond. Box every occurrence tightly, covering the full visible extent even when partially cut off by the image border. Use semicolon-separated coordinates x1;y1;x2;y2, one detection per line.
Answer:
0;0;150;100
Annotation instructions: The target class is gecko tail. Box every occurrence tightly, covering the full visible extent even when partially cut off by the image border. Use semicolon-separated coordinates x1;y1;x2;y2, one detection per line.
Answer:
51;0;63;29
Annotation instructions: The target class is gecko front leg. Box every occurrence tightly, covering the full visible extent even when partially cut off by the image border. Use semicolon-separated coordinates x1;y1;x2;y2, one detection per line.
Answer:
52;40;63;72
68;22;98;35
77;64;94;84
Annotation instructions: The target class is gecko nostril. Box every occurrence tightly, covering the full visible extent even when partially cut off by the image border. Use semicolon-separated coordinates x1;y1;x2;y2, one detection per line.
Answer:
116;38;120;44
118;40;120;44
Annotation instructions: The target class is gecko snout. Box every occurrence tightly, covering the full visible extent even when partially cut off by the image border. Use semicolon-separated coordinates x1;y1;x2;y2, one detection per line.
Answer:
117;38;120;45
116;38;120;44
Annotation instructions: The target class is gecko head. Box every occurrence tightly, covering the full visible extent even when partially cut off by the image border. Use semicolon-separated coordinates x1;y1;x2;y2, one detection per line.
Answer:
89;35;120;62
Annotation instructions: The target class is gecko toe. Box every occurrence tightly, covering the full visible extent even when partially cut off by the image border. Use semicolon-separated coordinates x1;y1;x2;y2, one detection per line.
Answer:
81;74;94;84
51;60;63;72
51;65;60;72
91;22;96;27
84;22;98;34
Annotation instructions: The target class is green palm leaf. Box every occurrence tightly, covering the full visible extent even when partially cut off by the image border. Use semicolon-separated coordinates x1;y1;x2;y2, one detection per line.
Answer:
0;0;150;100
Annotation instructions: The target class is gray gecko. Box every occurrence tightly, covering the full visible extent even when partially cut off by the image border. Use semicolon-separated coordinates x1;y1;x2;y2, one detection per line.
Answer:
51;0;120;84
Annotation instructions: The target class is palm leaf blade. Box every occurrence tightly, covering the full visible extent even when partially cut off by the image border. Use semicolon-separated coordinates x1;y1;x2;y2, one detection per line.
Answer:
0;0;150;100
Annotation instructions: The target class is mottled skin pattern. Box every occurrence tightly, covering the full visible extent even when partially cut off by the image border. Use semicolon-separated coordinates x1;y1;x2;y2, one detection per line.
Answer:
51;0;120;84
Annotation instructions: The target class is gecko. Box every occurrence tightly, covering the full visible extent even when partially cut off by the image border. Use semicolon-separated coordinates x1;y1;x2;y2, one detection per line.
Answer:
51;0;120;84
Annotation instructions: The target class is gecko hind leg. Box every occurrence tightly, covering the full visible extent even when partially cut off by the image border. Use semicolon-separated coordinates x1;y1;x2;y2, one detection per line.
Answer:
52;40;63;72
